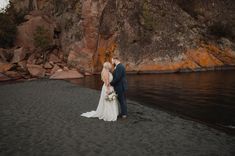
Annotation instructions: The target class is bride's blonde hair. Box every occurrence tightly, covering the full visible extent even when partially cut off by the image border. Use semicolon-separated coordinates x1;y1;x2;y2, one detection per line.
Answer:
101;62;112;81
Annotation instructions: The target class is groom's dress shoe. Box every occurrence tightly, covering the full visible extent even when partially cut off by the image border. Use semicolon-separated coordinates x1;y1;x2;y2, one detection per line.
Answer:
122;115;127;118
118;115;127;120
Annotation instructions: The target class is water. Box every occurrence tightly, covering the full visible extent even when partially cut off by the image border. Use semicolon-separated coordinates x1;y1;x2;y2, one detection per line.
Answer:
69;71;235;134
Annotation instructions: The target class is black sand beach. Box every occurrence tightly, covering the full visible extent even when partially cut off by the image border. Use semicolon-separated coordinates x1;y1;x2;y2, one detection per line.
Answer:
0;80;235;156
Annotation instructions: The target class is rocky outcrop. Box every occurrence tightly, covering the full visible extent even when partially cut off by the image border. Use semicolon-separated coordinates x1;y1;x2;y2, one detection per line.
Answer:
11;47;28;63
97;0;235;72
130;44;235;72
15;11;55;51
0;46;84;81
26;64;46;77
0;73;11;81
0;63;15;73
50;69;84;79
67;0;108;72
4;0;235;75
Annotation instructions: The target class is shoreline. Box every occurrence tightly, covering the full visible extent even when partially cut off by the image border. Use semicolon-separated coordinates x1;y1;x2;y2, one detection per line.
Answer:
1;71;235;135
95;65;235;75
1;66;235;83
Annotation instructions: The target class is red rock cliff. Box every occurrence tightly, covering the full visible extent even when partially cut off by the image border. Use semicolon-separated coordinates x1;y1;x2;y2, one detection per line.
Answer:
5;0;235;74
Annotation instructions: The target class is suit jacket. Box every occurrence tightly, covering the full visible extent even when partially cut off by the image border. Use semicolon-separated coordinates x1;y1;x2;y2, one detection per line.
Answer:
110;63;128;93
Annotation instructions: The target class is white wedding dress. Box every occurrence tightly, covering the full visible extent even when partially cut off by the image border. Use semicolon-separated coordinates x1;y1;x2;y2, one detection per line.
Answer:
81;72;119;121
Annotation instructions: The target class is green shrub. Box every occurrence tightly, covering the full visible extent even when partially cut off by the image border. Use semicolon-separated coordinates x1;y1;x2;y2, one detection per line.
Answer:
33;26;51;50
75;1;82;16
141;0;155;30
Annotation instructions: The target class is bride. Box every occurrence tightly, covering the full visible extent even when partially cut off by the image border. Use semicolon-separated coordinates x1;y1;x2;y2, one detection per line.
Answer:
81;62;119;121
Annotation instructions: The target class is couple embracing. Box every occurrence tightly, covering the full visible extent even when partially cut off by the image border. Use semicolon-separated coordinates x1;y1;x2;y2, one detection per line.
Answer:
81;56;128;121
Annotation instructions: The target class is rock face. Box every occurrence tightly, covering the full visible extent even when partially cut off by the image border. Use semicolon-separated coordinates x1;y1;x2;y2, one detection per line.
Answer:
11;47;28;63
0;73;11;81
7;0;235;74
26;64;46;77
0;48;14;63
15;11;55;51
97;0;235;72
0;63;14;73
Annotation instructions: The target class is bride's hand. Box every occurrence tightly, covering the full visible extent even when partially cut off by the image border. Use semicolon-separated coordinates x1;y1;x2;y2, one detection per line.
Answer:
106;85;110;94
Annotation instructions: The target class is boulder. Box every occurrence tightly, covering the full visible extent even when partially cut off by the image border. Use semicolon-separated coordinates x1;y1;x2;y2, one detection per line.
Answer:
27;53;37;64
0;63;14;73
63;66;69;71
0;73;11;81
18;60;27;70
48;53;61;63
58;51;64;60
11;47;27;63
50;70;84;79
44;62;53;69
0;48;14;62
50;64;61;74
4;71;22;79
35;58;44;65
27;64;46;77
85;72;93;76
56;62;67;68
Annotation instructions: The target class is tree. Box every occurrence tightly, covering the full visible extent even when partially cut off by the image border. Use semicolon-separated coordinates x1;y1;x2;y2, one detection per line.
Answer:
33;26;52;62
0;13;17;48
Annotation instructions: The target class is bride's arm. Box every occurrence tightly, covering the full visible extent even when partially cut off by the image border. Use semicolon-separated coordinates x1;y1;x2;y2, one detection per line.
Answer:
103;71;110;93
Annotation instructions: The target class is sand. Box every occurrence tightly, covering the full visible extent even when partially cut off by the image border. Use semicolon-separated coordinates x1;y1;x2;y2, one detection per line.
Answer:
0;79;234;156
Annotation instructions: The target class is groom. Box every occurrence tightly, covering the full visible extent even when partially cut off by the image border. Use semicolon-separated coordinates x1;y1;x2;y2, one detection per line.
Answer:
110;56;128;119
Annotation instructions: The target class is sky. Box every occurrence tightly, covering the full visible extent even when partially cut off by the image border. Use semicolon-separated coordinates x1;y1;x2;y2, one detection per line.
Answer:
0;0;9;11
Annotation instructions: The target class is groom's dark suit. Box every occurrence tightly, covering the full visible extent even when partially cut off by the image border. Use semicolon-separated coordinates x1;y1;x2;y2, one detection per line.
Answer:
110;63;128;116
